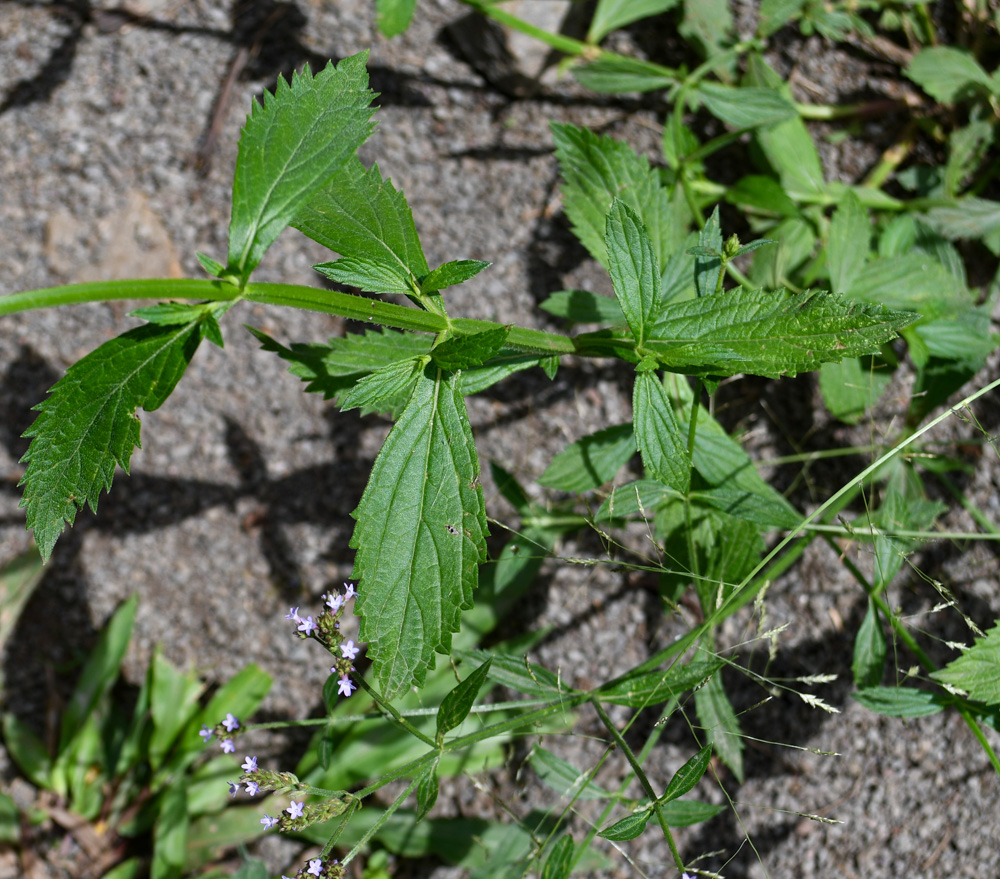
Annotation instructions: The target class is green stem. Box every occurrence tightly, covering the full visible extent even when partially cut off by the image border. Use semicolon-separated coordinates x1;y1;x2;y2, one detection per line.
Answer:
355;676;439;748
340;772;424;867
800;524;1000;542
590;699;685;872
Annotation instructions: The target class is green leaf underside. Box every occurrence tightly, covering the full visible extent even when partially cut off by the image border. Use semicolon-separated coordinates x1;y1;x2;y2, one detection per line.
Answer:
539;423;635;493
340;358;426;412
645;288;915;378
351;365;488;697
294;156;429;278
852;686;946;718
819;357;892;424
633;372;690;493
422;260;491;293
227;55;377;282
552;123;683;272
432;326;511;371
606;199;661;347
932;621;1000;706
248;326;432;409
314;257;414;295
20;322;206;560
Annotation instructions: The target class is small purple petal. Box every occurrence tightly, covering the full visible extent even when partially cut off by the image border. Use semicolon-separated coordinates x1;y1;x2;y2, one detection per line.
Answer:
340;639;360;660
337;675;357;698
307;859;323;877
223;713;240;732
220;738;235;753
297;615;317;635
242;755;258;773
286;800;305;819
245;780;260;796
285;607;301;622
261;814;278;829
227;781;239;797
343;583;357;601
199;725;214;743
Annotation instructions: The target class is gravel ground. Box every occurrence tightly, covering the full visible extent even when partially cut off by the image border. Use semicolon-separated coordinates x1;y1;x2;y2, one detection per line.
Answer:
1;1;998;878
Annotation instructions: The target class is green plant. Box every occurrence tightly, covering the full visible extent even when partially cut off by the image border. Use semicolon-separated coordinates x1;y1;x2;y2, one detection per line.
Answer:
0;583;273;878
4;1;1000;876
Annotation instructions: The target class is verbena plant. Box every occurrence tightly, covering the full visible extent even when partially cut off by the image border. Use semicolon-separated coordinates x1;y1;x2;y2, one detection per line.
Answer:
4;0;1000;874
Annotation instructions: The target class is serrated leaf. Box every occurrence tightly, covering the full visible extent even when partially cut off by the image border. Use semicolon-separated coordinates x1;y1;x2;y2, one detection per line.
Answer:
905;47;994;104
376;0;417;37
314;256;415;295
422;259;490;293
932;621;1000;705
644;288;915;379
598;810;651;841
695;670;743;782
458;352;549;396
695;82;796;129
661;745;712;804
587;0;679;42
693;207;722;298
944;120;993;198
539;289;625;325
351;366;488;697
20;320;209;560
852;599;886;689
432;326;510;371
551;123;684;273
693;482;798;530
294;154;428;277
437;658;492;739
196;252;226;278
757;0;807;37
606;199;661;346
921;198;1000;248
416;764;439;820
542;833;576;879
341;358;425;418
633;372;690;492
538;423;636;492
680;0;733;60
572;56;676;93
827;191;869;295
530;747;612;801
227;55;377;283
599;658;723;707
853;686;946;718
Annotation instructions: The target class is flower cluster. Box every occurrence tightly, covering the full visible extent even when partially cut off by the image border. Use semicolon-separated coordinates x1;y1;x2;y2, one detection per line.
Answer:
280;857;344;879
198;711;242;754
287;581;363;699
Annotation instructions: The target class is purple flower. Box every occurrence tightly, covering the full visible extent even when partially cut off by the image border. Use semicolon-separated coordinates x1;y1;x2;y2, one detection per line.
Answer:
227;781;239;797
325;593;344;612
297;615;317;635
285;607;301;622
220;738;235;754
223;713;240;732
344;583;357;601
340;640;360;660
199;724;214;743
337;675;357;698
307;860;323;877
286;800;305;819
261;814;279;829
245;780;260;796
242;755;258;773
